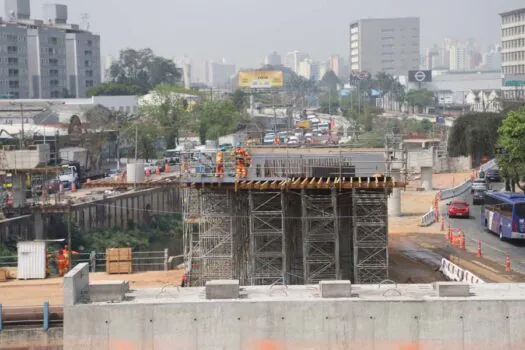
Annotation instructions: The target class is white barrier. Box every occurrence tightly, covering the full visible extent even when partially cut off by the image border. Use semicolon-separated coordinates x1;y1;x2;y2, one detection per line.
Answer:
439;179;472;200
479;159;496;172
420;207;436;226
440;258;485;284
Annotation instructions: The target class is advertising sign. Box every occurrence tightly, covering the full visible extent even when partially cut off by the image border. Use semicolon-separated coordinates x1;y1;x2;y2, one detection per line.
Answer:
238;70;284;88
408;70;432;83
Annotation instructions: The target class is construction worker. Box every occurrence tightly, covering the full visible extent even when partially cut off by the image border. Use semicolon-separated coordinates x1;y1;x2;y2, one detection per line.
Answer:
57;251;66;277
215;149;225;178
232;144;251;179
62;244;79;272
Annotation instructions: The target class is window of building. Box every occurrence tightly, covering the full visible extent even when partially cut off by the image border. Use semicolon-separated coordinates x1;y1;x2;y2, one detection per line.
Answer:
87;40;92;46
8;57;18;65
85;70;93;77
50;90;60;98
7;46;17;54
49;69;59;77
49;37;58;45
85;80;94;87
8;69;18;77
50;80;59;87
85;60;92;67
84;50;92;56
9;91;19;98
9;80;19;89
49;58;59;66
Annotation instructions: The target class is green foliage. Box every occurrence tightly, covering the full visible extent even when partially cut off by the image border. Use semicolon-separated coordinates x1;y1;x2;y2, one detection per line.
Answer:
86;83;141;97
320;70;341;92
122;118;162;161
497;107;525;191
405;89;434;109
139;84;196;148
448;112;505;157
107;48;182;94
355;132;384;148
190;99;248;144
231;89;247;112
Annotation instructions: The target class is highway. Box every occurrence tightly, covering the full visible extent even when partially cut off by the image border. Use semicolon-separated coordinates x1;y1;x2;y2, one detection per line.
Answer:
442;183;525;275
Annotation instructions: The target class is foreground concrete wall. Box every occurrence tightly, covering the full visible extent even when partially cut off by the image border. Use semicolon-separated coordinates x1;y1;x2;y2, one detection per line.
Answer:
0;327;63;349
64;299;525;350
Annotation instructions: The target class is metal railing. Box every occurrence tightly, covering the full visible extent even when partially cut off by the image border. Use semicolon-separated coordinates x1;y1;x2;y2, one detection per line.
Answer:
72;249;169;272
0;254;16;267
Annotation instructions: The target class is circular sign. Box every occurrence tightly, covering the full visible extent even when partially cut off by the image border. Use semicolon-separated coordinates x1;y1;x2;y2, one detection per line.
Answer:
414;71;427;82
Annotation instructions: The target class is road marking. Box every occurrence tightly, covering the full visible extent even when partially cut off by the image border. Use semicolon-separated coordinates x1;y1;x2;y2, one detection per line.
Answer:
419;243;436;249
472;260;499;273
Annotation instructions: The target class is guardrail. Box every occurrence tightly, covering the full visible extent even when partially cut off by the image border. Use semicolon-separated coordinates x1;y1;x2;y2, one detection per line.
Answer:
439;258;485;284
438;179;472;201
420;207;436;226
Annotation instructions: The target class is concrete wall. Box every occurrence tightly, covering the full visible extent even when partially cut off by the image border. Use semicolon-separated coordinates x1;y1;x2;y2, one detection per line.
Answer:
407;149;471;174
64;298;525;349
0;327;63;349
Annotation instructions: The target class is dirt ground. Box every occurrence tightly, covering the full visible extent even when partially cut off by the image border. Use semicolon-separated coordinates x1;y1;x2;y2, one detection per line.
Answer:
0;269;184;306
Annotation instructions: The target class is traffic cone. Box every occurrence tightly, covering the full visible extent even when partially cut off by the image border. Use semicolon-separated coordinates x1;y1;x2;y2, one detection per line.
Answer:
165;163;170;173
448;224;452;242
505;256;511;272
146;168;151;177
476;241;482;258
71;182;77;193
459;232;466;251
441;216;445;231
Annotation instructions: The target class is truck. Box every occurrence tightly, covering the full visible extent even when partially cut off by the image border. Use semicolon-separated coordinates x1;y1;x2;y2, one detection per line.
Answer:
58;147;109;188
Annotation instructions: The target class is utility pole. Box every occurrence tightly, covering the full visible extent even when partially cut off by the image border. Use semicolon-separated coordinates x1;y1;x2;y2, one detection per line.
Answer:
134;124;138;189
116;112;120;171
19;103;24;149
67;207;72;272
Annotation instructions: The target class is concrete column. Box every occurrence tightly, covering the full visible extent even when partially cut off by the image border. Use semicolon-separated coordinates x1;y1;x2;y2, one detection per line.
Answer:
33;212;44;240
388;170;402;217
421;166;433;191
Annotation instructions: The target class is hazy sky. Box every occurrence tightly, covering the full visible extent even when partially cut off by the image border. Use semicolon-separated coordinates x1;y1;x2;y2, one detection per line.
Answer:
16;0;525;79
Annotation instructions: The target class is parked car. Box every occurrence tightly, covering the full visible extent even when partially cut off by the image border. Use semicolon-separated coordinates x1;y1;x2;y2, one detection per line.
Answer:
485;169;501;182
472;189;486;205
471;178;489;193
447;200;470;218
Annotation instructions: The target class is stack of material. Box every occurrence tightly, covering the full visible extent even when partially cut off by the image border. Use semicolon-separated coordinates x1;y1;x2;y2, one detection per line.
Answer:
0;268;7;282
0;267;16;281
106;248;132;274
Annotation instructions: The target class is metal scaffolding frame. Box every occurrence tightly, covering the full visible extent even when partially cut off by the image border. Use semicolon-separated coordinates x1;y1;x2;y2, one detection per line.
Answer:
301;189;340;284
248;191;285;285
196;189;234;284
352;189;388;283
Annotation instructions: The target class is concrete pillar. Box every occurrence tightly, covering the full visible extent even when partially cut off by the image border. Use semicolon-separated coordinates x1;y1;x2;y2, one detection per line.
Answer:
388;170;402;217
421;166;433;191
34;212;44;240
11;174;26;208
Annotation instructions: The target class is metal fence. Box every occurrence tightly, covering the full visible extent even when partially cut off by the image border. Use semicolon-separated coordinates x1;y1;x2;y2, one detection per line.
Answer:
0;249;170;272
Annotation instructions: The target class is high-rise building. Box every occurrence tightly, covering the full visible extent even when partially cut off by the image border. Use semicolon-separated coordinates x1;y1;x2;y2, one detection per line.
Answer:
480;46;502;70
297;58;320;80
284;50;309;73
500;7;525;100
449;41;468;71
205;60;236;88
328;55;344;78
264;52;281;66
0;1;101;98
349;17;420;76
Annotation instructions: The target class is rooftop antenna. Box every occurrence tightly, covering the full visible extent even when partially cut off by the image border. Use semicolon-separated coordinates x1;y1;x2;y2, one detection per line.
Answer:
81;13;90;31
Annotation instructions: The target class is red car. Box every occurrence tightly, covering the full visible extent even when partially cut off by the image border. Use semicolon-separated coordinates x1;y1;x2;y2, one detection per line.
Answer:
447;200;470;218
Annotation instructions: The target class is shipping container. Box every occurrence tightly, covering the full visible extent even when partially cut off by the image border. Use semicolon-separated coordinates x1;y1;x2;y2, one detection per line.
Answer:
17;241;46;280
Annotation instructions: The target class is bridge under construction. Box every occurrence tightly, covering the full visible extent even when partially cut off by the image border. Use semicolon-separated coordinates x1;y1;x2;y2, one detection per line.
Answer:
181;176;402;286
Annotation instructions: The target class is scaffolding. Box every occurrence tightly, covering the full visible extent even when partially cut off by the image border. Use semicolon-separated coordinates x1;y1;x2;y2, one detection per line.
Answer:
352;189;388;283
301;189;339;284
248;191;285;285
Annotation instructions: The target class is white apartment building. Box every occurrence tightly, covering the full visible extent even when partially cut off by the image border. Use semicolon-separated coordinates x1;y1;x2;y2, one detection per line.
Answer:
205;60;236;88
0;0;101;99
349;17;420;76
500;7;525;100
284;50;309;73
297;58;320;80
449;42;468;71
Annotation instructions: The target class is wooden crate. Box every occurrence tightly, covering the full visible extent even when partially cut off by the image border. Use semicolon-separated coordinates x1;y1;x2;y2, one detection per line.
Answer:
106;248;132;262
0;268;7;282
106;261;132;275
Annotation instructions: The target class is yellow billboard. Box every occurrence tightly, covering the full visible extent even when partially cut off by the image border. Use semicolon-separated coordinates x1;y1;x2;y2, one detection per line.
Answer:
238;70;284;88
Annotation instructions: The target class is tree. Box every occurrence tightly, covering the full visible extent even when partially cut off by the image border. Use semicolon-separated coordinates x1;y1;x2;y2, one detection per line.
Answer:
122;118;162;161
86;83;141;97
190;100;248;144
107;48;182;94
140;84;195;149
231;89;247;112
405;89;434;112
497;107;525;191
320;70;341;92
448;112;505;157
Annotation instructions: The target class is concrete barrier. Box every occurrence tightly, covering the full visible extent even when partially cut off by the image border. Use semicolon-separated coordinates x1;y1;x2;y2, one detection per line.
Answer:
63;263;89;306
420;207;436;226
480;159;497;172
439;179;472;200
440;258;485;284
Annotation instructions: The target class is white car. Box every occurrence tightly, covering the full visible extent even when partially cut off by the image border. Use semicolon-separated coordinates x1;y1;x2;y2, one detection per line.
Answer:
287;136;299;145
471;178;489;192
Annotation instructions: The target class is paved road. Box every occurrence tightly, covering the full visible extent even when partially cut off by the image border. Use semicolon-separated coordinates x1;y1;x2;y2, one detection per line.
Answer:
441;183;525;275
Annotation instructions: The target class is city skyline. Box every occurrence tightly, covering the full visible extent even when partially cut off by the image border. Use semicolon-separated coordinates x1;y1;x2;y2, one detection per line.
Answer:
10;0;523;80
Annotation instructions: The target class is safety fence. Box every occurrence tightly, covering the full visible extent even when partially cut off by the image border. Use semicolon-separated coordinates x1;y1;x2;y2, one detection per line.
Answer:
0;249;172;272
420;207;437;227
0;302;63;330
440;258;485;284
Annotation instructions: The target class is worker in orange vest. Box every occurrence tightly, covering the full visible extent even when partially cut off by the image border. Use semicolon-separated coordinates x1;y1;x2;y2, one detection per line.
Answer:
215;150;224;178
57;251;66;277
232;145;250;178
62;244;79;272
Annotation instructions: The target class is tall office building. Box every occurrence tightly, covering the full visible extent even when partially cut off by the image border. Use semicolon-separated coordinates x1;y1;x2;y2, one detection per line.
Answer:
349;17;420;76
449;41;468;71
0;0;101;98
328;55;344;78
205;60;236;88
284;50;309;73
264;52;281;66
500;7;525;100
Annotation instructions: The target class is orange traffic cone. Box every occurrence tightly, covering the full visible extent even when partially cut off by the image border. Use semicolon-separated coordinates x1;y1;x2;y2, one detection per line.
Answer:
459;232;466;251
505;256;511;272
145;168;151;177
476;241;482;258
441;216;445;231
71;182;77;192
447;224;452;242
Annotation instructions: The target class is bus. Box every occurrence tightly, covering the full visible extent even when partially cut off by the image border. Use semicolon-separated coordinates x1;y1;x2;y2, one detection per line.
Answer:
481;192;525;240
